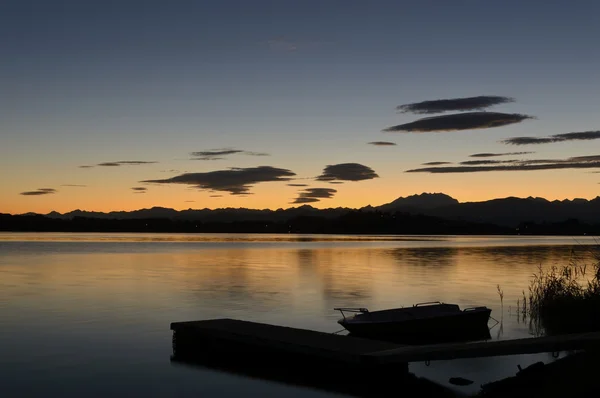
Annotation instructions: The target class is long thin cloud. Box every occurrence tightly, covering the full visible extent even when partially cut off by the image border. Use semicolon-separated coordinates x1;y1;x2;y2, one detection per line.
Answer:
570;155;600;162
191;157;225;161
368;141;397;146
191;150;243;157
141;166;295;195
190;148;270;160
406;155;600;173
316;163;379;182
421;161;452;166
502;131;600;145
20;188;56;196
292;188;337;204
383;112;534;133
459;159;521;165
469;152;534;158
80;161;157;168
396;95;515;114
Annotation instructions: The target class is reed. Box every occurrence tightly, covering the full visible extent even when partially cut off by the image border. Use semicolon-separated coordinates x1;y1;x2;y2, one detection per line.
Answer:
526;245;600;335
496;284;504;309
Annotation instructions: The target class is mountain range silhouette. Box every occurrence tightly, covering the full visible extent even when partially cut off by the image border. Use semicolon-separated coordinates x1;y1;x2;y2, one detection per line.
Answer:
9;193;600;228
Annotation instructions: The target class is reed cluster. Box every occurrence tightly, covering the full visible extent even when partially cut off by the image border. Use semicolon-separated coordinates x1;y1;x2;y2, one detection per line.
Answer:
526;246;600;334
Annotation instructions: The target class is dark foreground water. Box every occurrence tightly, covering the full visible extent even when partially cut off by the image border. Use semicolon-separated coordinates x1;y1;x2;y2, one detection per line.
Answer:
0;233;597;397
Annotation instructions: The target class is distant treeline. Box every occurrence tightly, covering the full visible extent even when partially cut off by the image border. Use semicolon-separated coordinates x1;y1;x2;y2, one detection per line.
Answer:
1;211;599;235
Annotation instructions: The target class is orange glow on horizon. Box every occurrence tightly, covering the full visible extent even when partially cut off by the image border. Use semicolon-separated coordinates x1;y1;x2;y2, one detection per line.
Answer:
2;164;598;214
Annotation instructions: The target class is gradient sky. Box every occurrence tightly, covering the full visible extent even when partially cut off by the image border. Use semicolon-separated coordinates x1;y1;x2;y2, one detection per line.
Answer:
2;0;600;214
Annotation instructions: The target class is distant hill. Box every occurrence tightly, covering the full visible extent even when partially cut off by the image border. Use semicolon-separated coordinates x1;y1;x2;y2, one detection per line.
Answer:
376;195;600;227
13;193;600;229
376;192;459;212
40;205;353;223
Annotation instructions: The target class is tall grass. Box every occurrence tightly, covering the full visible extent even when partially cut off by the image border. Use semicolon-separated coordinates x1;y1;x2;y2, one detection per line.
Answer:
526;245;600;335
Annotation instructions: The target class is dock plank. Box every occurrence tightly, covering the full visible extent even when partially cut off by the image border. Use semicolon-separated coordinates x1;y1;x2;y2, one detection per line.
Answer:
366;331;600;364
171;318;401;364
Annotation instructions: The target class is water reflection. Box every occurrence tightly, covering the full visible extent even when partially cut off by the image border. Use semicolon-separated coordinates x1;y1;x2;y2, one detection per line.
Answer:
387;247;459;267
0;234;598;397
173;250;297;314
0;232;449;243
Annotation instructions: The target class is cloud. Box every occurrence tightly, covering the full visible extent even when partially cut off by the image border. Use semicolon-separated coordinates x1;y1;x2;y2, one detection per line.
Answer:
558;131;600;141
293;197;320;204
191;149;243;157
20;188;56;196
287;183;309;187
292;188;337;204
316;163;379;182
132;186;147;194
570;155;600;162
368;141;397;146
81;161;157;168
469;152;534;158
192;157;225;161
98;161;157;167
406;154;600;173
501;137;556;145
328;181;344;184
111;161;157;165
190;148;270;160
209;195;223;198
141;166;296;195
396;95;515;115
184;200;195;203
421;161;452;166
61;184;87;187
382;112;534;133
502;130;600;145
459;159;521;165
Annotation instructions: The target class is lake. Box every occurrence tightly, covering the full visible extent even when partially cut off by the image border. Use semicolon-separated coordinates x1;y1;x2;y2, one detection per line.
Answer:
1;233;598;397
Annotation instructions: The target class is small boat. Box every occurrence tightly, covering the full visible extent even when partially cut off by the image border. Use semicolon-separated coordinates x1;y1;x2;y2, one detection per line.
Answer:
334;301;492;344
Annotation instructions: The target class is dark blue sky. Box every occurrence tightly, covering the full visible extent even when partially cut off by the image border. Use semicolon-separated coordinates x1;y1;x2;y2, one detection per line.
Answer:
2;0;600;212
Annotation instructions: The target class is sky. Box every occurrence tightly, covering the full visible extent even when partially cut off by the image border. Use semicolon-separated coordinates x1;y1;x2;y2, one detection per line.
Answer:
2;0;600;214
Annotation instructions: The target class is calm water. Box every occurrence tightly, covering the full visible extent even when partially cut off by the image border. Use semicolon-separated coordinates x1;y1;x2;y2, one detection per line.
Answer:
1;233;598;397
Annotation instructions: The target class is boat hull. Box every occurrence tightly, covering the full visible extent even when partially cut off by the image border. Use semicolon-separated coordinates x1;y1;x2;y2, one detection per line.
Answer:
339;308;491;344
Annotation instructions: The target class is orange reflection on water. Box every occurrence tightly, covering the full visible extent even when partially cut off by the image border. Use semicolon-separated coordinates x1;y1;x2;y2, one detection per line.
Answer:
0;234;597;337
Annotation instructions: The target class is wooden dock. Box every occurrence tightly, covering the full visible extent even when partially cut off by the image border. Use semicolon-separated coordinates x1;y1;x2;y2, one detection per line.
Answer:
171;318;402;367
365;331;600;364
171;318;600;368
170;318;455;396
